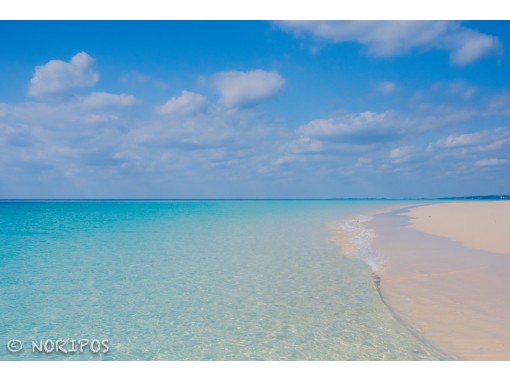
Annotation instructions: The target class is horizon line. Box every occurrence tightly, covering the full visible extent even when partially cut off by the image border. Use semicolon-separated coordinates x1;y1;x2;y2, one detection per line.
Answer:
0;195;509;201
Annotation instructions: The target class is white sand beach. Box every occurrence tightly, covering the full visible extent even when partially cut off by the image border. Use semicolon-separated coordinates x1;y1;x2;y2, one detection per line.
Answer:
404;201;510;255
369;201;510;360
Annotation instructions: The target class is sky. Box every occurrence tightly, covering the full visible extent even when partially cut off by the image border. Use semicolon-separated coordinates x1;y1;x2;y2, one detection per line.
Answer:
0;20;510;198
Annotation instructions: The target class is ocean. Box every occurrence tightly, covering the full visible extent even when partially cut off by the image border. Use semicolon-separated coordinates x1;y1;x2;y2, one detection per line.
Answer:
0;200;447;360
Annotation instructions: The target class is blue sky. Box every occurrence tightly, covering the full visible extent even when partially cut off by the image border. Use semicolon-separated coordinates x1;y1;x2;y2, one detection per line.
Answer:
0;21;509;198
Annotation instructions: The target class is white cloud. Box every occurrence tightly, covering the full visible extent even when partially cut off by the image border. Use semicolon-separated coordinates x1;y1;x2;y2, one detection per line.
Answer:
376;81;397;94
155;91;207;115
277;21;500;66
433;133;481;149
427;128;510;169
275;105;486;174
132;106;265;151
28;52;99;97
371;127;510;177
0;98;130;180
4;49;509;198
276;112;404;162
475;158;509;167
80;92;136;109
278;21;448;55
447;28;500;66
389;146;419;163
298;111;404;145
212;70;285;107
432;129;508;149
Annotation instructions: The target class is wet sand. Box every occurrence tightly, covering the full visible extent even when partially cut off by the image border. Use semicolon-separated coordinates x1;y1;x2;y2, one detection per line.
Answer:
369;202;510;360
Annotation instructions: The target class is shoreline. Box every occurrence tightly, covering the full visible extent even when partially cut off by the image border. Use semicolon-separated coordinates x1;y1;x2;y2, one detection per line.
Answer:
366;201;510;360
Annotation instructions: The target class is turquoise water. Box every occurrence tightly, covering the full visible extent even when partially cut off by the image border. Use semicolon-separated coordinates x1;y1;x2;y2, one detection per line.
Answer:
0;200;446;360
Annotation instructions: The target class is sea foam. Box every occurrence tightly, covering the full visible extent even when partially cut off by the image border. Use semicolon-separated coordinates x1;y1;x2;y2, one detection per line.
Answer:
336;215;385;273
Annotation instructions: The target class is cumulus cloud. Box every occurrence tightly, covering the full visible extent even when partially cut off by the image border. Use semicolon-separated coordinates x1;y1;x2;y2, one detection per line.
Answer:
4;46;508;197
212;70;285;107
421;128;510;177
155;91;207;115
273;103;491;178
426;128;510;172
298;111;404;146
28;52;99;97
80;92;136;109
274;112;407;163
376;81;397;94
358;126;510;178
0;99;129;184
277;21;500;66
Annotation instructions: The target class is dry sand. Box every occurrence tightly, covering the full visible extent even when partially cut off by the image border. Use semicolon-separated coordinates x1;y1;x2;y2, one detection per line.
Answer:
404;201;510;255
369;201;510;360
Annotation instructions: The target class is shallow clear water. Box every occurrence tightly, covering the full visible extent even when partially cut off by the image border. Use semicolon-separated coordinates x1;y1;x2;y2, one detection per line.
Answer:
0;200;446;360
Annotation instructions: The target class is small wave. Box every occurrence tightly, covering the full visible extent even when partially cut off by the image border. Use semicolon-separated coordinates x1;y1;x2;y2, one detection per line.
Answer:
335;215;385;273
